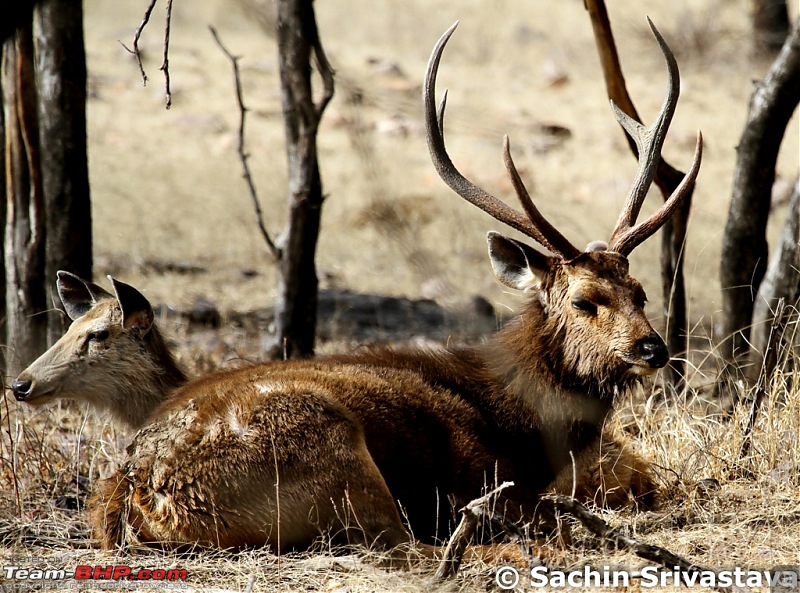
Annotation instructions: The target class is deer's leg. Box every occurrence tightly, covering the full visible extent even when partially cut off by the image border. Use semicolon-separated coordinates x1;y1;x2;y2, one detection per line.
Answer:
547;435;656;509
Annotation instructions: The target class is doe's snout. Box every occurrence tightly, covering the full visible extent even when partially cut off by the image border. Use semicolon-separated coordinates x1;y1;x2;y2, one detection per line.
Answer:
11;378;33;401
635;333;669;369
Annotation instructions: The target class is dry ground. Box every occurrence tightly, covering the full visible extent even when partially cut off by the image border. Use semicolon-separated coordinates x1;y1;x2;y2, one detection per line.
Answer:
2;0;800;591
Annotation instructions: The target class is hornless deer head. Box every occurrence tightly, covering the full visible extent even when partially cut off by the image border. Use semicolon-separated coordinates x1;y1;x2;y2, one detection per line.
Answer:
11;271;186;428
424;20;702;381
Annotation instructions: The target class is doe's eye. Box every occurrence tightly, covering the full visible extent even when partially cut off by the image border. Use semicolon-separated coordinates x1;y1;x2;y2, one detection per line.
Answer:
88;330;110;342
571;297;598;316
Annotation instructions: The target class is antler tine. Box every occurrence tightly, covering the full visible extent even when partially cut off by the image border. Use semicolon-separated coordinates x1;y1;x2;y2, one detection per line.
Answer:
424;22;580;259
607;18;680;253
613;131;702;256
502;136;581;259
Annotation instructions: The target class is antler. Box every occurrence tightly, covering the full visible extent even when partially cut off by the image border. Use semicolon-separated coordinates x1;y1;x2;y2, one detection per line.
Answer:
423;22;582;261
606;19;703;256
424;20;702;260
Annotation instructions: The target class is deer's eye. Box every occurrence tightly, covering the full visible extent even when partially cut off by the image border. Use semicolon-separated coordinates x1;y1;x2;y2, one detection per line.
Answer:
571;296;598;316
88;330;110;343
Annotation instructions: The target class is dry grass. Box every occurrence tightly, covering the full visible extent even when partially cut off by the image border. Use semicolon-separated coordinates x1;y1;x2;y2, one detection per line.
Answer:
2;327;800;591
2;0;800;590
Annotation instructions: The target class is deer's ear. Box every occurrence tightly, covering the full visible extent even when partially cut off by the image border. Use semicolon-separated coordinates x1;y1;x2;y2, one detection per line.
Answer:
56;271;114;320
487;232;551;291
109;276;154;334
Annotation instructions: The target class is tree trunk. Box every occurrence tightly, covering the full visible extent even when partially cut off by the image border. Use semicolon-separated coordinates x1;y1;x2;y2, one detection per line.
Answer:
2;26;47;375
719;19;800;364
752;0;790;57
269;0;333;360
34;0;92;345
0;47;6;366
751;175;800;357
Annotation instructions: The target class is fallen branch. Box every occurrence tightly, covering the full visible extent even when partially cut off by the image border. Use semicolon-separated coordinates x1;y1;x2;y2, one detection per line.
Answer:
544;495;737;592
434;481;522;580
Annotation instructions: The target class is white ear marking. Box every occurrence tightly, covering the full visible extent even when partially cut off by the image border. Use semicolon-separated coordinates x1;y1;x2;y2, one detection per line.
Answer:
487;232;549;292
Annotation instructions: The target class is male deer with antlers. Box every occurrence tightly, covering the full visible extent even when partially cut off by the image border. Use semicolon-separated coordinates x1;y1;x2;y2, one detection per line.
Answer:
12;20;700;553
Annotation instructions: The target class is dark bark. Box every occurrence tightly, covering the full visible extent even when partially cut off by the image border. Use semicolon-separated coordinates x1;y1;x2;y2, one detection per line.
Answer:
0;47;6;364
1;0;41;44
585;0;694;390
2;26;47;375
746;175;799;436
752;176;800;357
34;0;92;345
719;19;800;363
752;0;791;57
268;0;333;360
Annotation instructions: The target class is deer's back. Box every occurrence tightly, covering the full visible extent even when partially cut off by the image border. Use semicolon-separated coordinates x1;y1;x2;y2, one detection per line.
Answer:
144;347;551;541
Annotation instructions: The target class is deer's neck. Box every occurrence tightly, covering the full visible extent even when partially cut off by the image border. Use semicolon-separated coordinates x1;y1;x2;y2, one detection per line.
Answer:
113;327;188;430
481;301;629;439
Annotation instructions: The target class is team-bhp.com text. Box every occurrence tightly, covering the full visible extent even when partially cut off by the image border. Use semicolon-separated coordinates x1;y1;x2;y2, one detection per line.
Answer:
5;565;188;582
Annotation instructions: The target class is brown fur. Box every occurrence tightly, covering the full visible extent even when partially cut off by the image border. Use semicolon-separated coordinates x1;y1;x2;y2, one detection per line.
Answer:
91;346;654;550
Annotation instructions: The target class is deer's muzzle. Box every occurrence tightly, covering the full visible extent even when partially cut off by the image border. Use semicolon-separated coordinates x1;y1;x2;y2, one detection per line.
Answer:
12;378;33;401
634;333;669;369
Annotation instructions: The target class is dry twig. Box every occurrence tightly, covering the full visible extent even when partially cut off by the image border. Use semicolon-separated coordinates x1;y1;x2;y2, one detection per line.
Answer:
160;0;173;107
545;494;737;592
209;26;280;259
737;298;786;470
121;0;174;108
435;481;522;580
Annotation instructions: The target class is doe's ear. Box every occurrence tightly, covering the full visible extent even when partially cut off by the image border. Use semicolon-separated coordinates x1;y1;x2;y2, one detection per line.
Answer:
109;276;154;334
56;270;114;320
487;232;551;291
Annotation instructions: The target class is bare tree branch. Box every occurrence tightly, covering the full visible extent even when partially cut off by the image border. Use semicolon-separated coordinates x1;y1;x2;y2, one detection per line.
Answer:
719;18;800;365
160;0;173;108
311;31;334;118
267;0;335;359
121;0;156;85
209;25;280;260
120;0;173;108
752;175;800;355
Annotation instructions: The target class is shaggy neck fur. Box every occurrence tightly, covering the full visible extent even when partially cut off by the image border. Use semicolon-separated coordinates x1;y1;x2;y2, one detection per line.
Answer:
478;280;643;469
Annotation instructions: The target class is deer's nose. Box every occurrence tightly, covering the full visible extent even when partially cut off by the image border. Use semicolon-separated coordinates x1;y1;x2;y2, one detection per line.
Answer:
636;333;669;369
11;379;33;401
